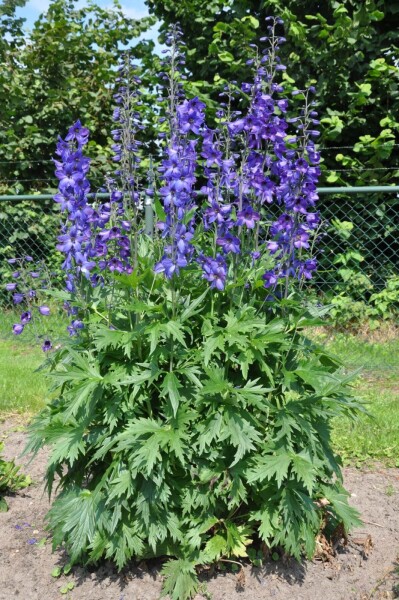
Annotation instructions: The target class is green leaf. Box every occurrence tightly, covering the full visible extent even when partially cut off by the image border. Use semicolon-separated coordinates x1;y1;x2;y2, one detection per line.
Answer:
60;582;74;594
218;51;234;63
252;507;279;543
320;484;363;531
247;453;292;487
106;522;145;570
48;427;86;468
180;289;208;323
162;372;181;417
201;534;228;562
225;522;253;557
291;452;315;494
0;496;8;512
223;408;261;465
203;334;224;366
161;558;199;600
52;490;99;562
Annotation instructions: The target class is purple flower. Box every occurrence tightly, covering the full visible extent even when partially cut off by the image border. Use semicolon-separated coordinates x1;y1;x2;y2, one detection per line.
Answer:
13;293;24;304
27;538;37;545
12;271;20;278
65;120;89;145
39;306;51;316
267;241;280;254
42;340;52;352
177;97;206;134
200;254;227;291
298;259;317;280
155;255;187;279
13;324;24;335
203;201;232;229
236;206;260;229
67;326;75;336
217;233;240;254
5;283;17;291
262;271;278;288
293;231;310;249
29;272;40;278
20;311;32;324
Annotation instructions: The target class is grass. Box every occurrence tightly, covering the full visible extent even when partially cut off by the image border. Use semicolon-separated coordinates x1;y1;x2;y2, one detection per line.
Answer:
0;339;47;416
318;331;399;467
0;306;67;418
0;313;398;466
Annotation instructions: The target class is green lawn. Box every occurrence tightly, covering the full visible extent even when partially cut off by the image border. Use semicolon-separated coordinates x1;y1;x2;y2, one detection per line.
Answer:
322;332;399;467
0;340;47;416
0;307;67;417
0;324;398;466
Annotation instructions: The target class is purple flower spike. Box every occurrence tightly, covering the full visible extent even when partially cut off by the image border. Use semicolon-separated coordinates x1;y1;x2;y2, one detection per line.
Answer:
13;323;24;335
42;340;52;352
39;306;51;316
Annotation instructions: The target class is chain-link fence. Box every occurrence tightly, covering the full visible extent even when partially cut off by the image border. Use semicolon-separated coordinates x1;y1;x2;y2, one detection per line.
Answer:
313;190;399;292
1;188;398;307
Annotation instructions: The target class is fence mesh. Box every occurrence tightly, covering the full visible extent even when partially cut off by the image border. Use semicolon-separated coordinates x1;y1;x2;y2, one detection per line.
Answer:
313;192;399;292
1;190;398;308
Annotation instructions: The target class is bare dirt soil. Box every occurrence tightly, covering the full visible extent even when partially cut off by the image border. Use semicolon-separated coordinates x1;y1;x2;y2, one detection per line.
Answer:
1;420;398;600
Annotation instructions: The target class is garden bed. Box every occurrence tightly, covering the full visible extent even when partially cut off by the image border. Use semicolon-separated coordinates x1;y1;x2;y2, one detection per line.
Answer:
1;421;398;600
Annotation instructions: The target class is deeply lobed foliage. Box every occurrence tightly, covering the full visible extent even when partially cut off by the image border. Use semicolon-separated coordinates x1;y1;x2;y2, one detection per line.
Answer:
26;266;362;598
0;441;31;512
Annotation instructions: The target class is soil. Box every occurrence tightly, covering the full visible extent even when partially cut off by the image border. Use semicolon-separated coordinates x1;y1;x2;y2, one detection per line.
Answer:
1;420;398;600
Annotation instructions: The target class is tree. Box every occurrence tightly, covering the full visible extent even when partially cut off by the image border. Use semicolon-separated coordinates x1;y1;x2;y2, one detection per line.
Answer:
0;0;155;193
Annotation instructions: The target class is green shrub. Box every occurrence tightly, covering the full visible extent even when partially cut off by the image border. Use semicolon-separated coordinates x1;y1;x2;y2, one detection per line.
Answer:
26;271;362;598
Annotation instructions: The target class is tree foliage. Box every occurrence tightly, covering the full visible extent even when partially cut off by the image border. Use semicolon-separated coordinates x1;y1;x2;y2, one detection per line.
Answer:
147;0;399;186
0;0;155;193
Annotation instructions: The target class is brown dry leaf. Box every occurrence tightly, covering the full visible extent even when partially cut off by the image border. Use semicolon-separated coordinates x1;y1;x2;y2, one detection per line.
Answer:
314;533;335;562
315;497;331;509
236;567;246;590
332;522;348;549
261;542;270;559
363;534;374;558
352;533;374;559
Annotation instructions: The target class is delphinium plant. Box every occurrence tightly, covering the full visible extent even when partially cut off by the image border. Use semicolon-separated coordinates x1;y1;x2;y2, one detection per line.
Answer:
24;18;362;600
